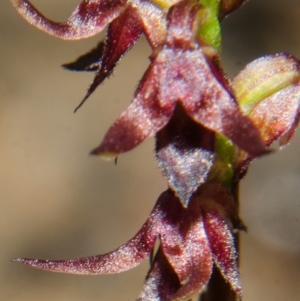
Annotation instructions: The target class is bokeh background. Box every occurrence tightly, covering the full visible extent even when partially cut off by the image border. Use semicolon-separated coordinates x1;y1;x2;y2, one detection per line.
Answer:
1;0;300;300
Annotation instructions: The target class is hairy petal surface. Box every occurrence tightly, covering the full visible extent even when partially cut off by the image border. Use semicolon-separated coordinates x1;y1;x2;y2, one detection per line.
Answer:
165;0;200;49
194;182;242;295
202;208;241;296
161;196;213;300
233;53;300;112
91;60;175;157
139;191;213;301
10;0;126;40
94;48;265;158
250;84;300;147
155;47;266;157
74;5;143;112
92;0;265;157
159;0;265;157
138;248;181;301
156;104;215;206
57;0;165;111
198;182;246;230
12;200;163;274
234;54;300;175
135;0;167;48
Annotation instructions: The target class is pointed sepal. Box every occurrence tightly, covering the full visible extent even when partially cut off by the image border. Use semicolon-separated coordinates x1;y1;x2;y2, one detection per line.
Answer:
75;5;143;112
156;104;215;206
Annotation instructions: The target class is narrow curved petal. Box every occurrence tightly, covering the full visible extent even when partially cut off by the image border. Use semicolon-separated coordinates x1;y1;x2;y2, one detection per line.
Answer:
156;104;215;207
12;201;162;275
139;192;213;301
165;0;201;49
198;182;247;231
75;5;143;112
134;0;166;48
202;208;242;297
138;248;181;301
10;0;126;40
159;193;212;295
91;64;175;157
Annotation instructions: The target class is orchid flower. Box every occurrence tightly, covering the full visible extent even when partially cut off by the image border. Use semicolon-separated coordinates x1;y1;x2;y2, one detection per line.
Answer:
10;0;300;300
14;183;242;301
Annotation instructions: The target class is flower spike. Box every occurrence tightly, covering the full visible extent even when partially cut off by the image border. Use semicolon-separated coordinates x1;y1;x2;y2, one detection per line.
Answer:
11;0;300;300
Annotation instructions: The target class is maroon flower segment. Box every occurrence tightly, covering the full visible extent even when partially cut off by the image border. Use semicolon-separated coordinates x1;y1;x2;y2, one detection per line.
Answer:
92;0;266;158
156;104;215;207
71;0;167;112
13;202;161;275
219;0;248;19
234;54;300;177
13;184;241;300
10;0;127;39
11;0;167;112
73;5;144;112
250;85;300;147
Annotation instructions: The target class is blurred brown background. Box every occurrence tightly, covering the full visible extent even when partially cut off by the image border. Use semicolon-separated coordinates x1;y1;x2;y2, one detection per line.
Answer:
1;0;300;300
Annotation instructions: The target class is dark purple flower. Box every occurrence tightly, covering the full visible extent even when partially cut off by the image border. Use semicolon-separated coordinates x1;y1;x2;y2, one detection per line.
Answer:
91;0;266;159
13;183;241;300
10;0;168;111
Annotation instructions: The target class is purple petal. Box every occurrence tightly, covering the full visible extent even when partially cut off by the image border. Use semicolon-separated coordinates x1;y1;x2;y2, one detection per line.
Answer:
173;50;266;157
12;200;162;274
237;83;300;177
139;191;213;300
156;104;215;206
202;207;242;297
91;63;175;156
249;84;300;147
219;0;247;19
75;5;143;112
143;44;265;158
198;182;247;231
165;0;201;49
10;0;126;40
160;192;213;297
135;0;166;48
138;248;181;301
